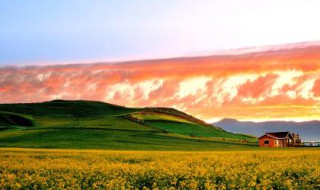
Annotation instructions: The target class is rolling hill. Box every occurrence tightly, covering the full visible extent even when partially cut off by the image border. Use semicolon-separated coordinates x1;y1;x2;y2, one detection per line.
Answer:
214;118;320;142
0;100;256;150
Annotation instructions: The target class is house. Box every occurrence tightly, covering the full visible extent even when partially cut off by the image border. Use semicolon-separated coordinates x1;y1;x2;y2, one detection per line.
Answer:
258;132;301;147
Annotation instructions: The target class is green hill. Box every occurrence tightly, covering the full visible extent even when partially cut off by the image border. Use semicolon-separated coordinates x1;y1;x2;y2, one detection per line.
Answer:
0;111;34;129
0;100;257;150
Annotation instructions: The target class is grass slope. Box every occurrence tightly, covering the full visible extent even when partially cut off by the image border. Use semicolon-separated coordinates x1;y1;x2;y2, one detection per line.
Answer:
0;99;140;117
0;111;34;129
0;100;257;150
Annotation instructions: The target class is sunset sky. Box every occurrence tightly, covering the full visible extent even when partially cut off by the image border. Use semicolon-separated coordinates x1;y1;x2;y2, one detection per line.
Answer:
1;1;320;122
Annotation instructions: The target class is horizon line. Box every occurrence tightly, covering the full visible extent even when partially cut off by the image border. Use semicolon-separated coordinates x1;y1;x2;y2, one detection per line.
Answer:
207;117;320;123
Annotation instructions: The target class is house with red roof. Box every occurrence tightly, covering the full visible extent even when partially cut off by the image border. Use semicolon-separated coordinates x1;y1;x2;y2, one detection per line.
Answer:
258;132;301;147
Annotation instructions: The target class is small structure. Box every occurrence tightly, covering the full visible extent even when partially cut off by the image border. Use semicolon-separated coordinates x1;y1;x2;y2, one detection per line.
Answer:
302;141;320;147
258;132;301;147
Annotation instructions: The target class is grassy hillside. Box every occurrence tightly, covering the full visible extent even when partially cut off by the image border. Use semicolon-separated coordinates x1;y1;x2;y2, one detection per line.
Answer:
0;111;34;130
0;100;139;117
0;100;257;150
130;111;251;139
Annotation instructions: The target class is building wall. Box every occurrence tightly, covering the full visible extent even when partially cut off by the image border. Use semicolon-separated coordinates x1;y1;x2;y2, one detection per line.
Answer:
280;139;289;147
258;135;287;147
259;135;277;147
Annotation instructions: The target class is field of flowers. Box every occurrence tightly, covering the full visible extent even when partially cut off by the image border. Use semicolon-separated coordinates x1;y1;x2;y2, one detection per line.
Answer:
1;148;320;189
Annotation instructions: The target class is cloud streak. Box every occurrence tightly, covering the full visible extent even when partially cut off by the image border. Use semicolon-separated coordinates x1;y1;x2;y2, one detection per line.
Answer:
1;44;320;121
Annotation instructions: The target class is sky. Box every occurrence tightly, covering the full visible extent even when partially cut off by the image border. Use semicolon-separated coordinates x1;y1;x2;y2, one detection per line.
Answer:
1;0;320;65
1;1;320;122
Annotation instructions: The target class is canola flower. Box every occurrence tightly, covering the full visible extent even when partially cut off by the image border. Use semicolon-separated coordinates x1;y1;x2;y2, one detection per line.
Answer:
1;148;320;189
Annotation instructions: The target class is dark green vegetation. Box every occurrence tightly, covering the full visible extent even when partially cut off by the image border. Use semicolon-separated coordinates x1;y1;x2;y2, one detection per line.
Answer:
0;111;34;129
0;100;257;150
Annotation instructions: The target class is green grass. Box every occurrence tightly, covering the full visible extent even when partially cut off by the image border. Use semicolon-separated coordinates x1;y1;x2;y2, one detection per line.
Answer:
0;100;140;117
131;111;194;124
145;120;255;141
0;100;257;150
0;128;257;150
0;111;34;129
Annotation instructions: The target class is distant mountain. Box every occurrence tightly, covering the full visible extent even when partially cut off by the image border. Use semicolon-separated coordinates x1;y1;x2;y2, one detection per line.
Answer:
213;118;320;141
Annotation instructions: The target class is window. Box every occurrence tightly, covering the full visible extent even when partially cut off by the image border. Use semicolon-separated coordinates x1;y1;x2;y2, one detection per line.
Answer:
264;140;269;144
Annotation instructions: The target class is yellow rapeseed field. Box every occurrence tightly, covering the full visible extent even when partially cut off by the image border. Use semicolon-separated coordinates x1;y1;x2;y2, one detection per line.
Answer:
1;148;320;189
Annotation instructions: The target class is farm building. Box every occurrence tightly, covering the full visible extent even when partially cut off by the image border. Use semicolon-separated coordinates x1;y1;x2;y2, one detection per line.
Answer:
258;132;301;147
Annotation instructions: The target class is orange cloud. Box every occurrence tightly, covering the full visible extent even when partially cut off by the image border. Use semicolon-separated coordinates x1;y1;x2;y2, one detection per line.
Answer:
1;45;320;121
313;78;320;97
237;74;278;99
148;79;179;100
